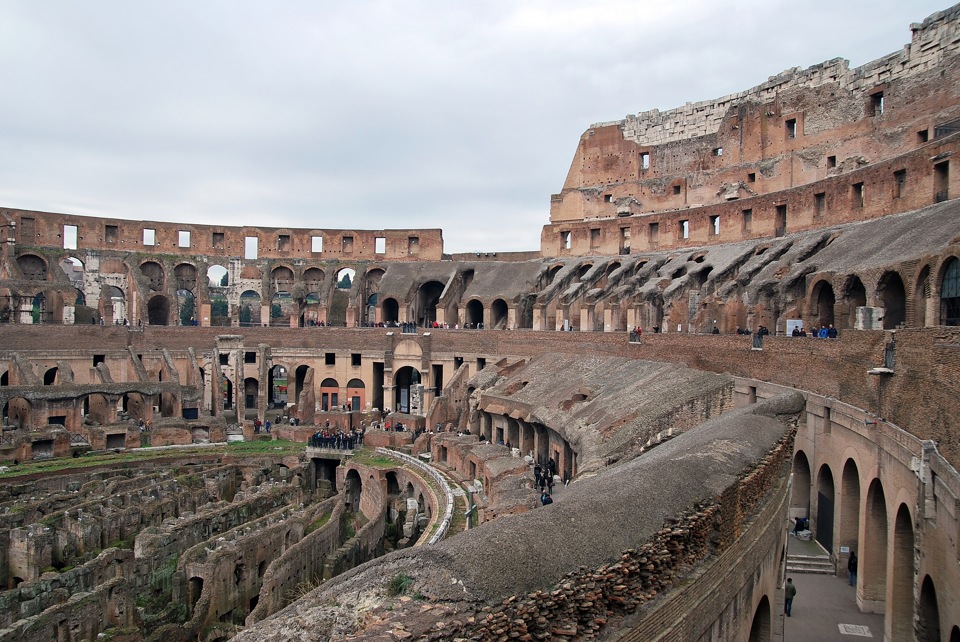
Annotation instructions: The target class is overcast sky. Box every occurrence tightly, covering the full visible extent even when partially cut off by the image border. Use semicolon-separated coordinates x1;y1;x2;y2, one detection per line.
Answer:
0;1;950;254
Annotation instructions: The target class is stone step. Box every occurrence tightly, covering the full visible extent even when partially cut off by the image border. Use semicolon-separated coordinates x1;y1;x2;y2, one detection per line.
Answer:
786;554;834;574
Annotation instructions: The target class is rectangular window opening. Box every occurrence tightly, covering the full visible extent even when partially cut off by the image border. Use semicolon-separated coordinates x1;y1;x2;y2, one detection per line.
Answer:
827;156;837;169
918;129;929;143
590;228;601;248
640;152;650;170
870;92;884;116
786;118;797;139
562;231;571;250
742;209;753;233
603;194;612;203
374;237;386;254
105;225;118;243
244;236;258;260
619;226;631;254
212;232;224;249
477;357;486;371
351;353;361;367
219;354;229;366
775;205;787;237
178;230;191;248
935;161;950;202
93;355;105;367
747;172;756;183
815;192;826;215
325;352;336;366
679;219;690;240
311;235;323;253
277;234;290;251
894;170;906;199
713;147;723;157
852;182;865;209
710;215;720;236
673;184;682;195
342;236;354;253
244;351;257;364
63;224;79;250
648;222;659;247
408;236;419;255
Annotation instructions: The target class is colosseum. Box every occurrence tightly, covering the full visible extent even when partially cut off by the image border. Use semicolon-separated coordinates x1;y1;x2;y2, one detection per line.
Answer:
2;5;960;642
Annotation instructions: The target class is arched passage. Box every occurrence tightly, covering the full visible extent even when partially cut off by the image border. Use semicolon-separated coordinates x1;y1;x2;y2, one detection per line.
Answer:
177;289;195;325
466;300;484;328
43;367;58;385
816;463;835;553
295;365;309;407
861;479;888;612
239;291;261;327
748;595;770;642
915;265;932;327
416;281;444;327
268;365;288;408
320;378;339;412
140;261;164;291
877;271;906;329
243;378;259;415
889;504;914;640
147;295;170;326
940;257;960;325
811;280;835;327
382;298;399;324
346;378;365;411
491;299;508;329
791;451;811;517
918;575;941;642
949;625;960;642
345;469;362;511
839;459;861;572
841;275;867;329
393;366;421;414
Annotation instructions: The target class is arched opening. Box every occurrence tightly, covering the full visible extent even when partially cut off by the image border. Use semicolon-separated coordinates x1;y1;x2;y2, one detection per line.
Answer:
207;264;227;287
174;263;197;291
221;379;233;410
543;264;563;287
44;367;58;385
0;371;7;386
466;300;484;328
243;378;259;416
188;577;204;614
208;265;229;326
949;625;960;642
320;378;339;412
336;267;355;290
940;257;960;325
841;275;867;330
816;464;835;553
791;451;811;518
147;295;170;326
295;365;309;407
345;469;362;512
393;366;421;414
416;281;444;327
31;292;46;324
239;291;262;327
17;254;47;280
3;397;31;428
382;298;399;324
862;479;888;611
346;378;365;412
386;471;400;495
177;289;195;326
304;267;325;291
491;299;508;329
748;595;770;642
140;261;164;291
271;266;294;292
270;291;294;327
890;504;914;640
840;459;861;577
877;271;906;329
269;365;288;409
918;575;941;642
811;280;835;327
105;286;126;325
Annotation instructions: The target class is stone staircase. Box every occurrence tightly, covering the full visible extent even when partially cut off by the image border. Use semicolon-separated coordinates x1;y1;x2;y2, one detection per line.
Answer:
786;537;834;575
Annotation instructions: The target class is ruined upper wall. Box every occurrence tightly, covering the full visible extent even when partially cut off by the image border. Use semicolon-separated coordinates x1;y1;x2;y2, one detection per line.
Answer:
600;4;960;148
3;207;444;262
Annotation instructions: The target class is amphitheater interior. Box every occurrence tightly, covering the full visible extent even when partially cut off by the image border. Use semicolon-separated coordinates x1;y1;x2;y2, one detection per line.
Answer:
2;5;960;642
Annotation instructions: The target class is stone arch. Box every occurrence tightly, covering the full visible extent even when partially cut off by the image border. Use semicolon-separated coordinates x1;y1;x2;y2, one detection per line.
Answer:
303;267;325;291
140;261;164;291
889;503;914;640
176;289;195;325
105;286;126;326
3;397;31;428
950;625;959;642
363;268;385;326
17;254;47;280
466;299;484;328
147;294;170;326
239;290;261;327
877;270;907;329
748;595;770;642
382;298;399;324
543;264;563;287
491;299;508;329
345;468;362;511
0;370;7;386
268;365;288;408
840;275;866;330
810;279;835;327
43;366;58;385
939;256;960;326
393;366;421;414
295;365;310;407
243;378;259;416
576;263;593;282
839;458;861;568
207;264;228;287
918;575;941;642
862;478;888;611
271;265;294;295
386;471;400;495
336;267;355;290
416;281;444;327
59;256;84;289
270;290;294;327
791;450;811;516
320;378;339;412
174;263;197;291
914;264;933;327
815;463;835;553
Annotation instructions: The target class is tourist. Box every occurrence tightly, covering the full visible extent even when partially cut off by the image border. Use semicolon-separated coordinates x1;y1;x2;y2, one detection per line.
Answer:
848;551;858;586
540;491;552;506
784;578;797;616
828;324;838;338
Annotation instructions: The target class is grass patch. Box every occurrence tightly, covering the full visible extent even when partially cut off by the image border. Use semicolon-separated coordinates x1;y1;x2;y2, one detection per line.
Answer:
387;572;413;596
304;513;331;535
349;448;396;468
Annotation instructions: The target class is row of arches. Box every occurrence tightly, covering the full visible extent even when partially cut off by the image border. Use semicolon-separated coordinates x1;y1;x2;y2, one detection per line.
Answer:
792;449;950;640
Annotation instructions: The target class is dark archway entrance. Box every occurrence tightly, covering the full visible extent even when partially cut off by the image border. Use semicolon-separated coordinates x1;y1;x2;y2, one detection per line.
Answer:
816;464;835;553
466;300;484;328
148;295;170;326
416;281;444;327
393;366;421;414
877;271;906;329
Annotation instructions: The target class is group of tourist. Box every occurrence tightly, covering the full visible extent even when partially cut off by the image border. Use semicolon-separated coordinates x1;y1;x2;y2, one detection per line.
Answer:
792;323;839;338
534;457;558;506
309;425;365;450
